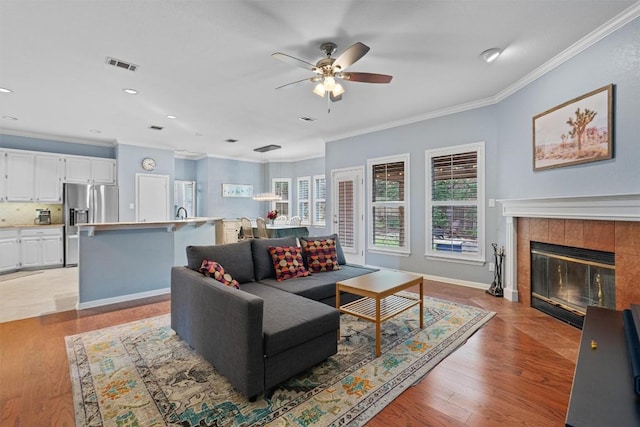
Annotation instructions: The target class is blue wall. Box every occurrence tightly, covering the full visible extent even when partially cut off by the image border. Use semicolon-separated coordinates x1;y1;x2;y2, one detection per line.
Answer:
0;134;115;158
325;16;640;285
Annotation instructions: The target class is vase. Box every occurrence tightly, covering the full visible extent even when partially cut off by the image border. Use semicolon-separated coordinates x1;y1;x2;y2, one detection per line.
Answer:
270;219;274;225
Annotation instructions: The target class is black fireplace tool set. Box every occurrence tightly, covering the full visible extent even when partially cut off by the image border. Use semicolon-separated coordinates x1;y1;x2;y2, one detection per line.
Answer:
486;243;505;297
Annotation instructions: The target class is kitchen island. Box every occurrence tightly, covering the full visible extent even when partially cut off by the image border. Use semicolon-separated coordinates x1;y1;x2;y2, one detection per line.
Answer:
77;217;220;309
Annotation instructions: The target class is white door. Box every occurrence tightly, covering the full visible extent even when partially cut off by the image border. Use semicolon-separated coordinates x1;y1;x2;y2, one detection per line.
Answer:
332;167;365;265
136;174;170;222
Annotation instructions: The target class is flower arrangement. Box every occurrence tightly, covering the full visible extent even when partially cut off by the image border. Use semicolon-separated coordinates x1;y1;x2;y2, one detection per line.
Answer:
266;210;278;220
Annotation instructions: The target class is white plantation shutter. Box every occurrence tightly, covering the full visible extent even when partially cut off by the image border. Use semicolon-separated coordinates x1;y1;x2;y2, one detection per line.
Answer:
426;142;485;263
297;177;310;224
313;175;326;225
337;179;355;248
368;154;410;254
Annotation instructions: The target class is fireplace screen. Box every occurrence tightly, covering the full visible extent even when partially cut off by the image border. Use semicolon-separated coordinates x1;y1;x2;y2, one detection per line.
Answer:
531;242;615;326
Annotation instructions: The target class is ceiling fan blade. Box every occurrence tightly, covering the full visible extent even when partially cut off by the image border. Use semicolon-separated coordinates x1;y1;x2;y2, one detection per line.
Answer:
342;72;393;84
271;52;315;71
333;42;370;71
275;77;314;90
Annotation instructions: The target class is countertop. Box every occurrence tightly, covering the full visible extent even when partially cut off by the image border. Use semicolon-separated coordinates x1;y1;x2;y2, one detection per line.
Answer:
0;223;63;229
77;217;221;236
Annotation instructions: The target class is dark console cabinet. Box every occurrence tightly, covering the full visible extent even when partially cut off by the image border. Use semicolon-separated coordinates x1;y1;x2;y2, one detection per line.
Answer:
565;306;640;426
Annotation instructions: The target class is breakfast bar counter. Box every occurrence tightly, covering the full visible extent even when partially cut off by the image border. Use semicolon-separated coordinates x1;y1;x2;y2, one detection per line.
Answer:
76;217;221;309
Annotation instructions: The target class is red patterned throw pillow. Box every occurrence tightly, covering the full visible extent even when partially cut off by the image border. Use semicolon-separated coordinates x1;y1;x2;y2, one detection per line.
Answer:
300;238;342;272
268;246;310;282
199;260;240;289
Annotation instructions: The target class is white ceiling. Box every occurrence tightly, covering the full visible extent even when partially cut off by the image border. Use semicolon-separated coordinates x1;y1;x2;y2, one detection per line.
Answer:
0;1;637;162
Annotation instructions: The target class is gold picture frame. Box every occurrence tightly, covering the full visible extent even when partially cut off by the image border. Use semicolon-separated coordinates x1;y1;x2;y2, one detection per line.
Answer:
533;84;613;171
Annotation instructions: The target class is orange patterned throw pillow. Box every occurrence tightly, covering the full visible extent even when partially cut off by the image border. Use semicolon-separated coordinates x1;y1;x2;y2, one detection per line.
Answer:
268;246;311;282
300;238;342;272
199;260;240;289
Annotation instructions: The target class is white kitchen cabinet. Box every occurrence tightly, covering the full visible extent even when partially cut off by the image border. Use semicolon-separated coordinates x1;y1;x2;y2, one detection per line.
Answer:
91;158;116;184
34;154;63;202
0;152;6;201
19;227;63;268
215;219;240;244
0;229;20;272
64;156;116;185
5;151;35;201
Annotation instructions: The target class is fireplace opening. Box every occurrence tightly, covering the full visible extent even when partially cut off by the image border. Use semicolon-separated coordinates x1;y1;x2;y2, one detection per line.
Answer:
530;241;615;328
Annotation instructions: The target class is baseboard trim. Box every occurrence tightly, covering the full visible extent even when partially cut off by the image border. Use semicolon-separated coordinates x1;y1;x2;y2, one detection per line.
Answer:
77;288;170;310
365;264;490;291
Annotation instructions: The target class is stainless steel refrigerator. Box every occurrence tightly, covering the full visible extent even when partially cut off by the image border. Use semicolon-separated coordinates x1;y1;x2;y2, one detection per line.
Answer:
63;183;119;266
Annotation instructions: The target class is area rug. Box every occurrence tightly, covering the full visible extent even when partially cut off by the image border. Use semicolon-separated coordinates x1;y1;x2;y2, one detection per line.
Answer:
66;295;495;426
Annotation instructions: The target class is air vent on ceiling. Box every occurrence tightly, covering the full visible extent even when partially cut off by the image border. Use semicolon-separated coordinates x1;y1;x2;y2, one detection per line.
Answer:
105;57;139;72
225;138;239;143
148;125;164;131
253;144;281;153
299;116;316;122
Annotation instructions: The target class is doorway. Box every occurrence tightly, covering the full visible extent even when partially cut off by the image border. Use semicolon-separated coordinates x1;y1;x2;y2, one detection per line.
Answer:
332;167;365;265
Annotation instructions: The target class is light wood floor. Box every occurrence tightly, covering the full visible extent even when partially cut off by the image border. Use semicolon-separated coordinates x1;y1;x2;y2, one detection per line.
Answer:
0;278;581;427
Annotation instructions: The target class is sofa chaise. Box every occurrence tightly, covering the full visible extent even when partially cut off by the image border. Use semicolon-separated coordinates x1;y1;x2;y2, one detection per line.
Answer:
171;235;377;399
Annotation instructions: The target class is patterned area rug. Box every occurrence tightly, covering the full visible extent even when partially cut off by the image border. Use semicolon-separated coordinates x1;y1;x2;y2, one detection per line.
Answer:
66;295;494;426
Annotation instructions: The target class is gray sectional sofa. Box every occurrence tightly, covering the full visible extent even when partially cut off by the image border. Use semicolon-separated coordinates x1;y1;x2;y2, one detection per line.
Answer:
170;235;376;399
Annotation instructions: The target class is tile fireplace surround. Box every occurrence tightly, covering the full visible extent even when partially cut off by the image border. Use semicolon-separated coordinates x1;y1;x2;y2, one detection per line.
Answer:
499;194;640;309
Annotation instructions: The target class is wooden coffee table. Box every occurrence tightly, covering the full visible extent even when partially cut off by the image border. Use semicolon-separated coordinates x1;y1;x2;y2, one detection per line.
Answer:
336;270;423;357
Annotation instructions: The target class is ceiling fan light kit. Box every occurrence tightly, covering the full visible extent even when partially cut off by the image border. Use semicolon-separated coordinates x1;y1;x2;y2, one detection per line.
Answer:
272;41;393;105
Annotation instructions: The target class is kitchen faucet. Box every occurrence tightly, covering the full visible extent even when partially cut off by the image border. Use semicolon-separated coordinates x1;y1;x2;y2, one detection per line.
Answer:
176;206;188;220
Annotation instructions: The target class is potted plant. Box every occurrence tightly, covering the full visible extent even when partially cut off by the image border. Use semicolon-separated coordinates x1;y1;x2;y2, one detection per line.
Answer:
266;209;278;224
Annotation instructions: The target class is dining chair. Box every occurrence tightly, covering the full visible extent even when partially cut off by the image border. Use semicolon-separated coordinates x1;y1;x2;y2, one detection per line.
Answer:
239;217;254;239
256;217;269;238
274;215;288;225
289;216;302;226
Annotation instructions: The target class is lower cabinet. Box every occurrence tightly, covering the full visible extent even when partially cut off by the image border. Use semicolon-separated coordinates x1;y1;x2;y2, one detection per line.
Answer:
0;227;63;272
215;219;240;244
0;230;20;272
20;228;63;268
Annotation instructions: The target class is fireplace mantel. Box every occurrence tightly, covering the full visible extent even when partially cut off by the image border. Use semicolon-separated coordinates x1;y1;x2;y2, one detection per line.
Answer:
499;193;640;222
498;193;640;302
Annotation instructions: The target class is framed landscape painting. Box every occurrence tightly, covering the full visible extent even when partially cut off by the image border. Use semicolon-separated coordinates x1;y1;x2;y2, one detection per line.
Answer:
222;183;253;198
533;84;613;171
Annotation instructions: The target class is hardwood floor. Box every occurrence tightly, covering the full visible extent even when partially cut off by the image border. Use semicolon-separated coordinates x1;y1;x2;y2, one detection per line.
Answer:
0;281;581;427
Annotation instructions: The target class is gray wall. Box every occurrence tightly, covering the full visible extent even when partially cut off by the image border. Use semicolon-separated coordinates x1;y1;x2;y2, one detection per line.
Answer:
0;134;115;158
325;16;640;285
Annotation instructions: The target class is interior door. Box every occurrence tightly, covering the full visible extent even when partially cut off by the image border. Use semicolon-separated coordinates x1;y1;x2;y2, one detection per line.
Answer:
136;173;170;222
332;167;364;265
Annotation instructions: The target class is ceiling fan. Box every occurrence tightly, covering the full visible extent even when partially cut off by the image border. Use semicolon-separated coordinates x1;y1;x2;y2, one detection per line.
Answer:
272;42;393;103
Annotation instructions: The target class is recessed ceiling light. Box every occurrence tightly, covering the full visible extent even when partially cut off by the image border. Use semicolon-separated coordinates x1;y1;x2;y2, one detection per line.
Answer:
225;138;239;143
123;88;139;95
2;116;18;120
167;115;177;119
0;87;13;93
481;48;502;63
89;129;102;133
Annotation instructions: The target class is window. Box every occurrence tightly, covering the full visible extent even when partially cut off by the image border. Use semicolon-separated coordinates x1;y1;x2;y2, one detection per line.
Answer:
367;154;410;254
313;175;326;226
174;180;196;218
425;142;484;264
297;176;311;224
272;178;291;217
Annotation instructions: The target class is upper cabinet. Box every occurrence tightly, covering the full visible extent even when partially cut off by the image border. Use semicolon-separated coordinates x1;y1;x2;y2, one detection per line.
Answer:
0;149;116;202
3;151;63;202
64;156;116;185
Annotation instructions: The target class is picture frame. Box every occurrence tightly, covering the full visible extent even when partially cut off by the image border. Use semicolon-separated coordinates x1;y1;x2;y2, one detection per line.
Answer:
222;183;253;198
533;84;613;171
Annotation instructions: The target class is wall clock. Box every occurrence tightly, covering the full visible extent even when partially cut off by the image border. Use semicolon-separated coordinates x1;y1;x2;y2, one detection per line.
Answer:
141;157;156;171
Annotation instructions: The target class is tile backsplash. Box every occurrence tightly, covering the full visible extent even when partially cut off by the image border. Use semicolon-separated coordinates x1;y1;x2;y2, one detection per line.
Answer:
0;203;64;226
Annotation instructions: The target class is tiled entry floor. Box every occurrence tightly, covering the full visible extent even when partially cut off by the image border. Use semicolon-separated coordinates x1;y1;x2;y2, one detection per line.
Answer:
0;267;78;323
